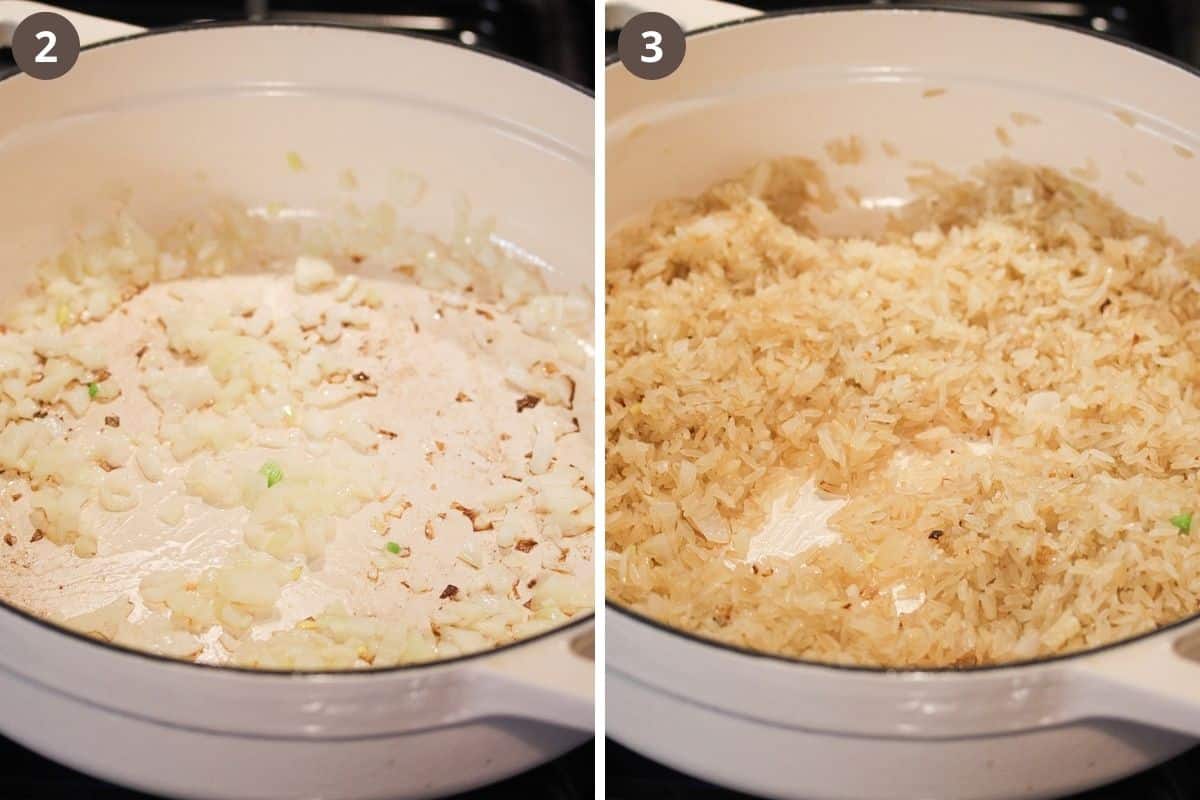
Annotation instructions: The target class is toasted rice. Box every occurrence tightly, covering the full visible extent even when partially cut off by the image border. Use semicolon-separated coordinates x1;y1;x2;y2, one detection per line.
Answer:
606;158;1200;667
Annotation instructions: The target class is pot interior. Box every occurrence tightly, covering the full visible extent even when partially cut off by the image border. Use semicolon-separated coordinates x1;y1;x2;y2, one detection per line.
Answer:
608;9;1200;238
0;24;594;669
1;24;593;291
606;8;1200;670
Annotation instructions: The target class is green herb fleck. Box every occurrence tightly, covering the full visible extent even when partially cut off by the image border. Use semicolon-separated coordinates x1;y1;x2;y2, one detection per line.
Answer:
260;461;283;488
1171;512;1193;534
87;382;99;399
386;541;400;554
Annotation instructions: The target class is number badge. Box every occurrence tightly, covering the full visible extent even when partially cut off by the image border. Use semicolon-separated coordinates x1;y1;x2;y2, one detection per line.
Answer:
618;12;686;80
12;11;81;80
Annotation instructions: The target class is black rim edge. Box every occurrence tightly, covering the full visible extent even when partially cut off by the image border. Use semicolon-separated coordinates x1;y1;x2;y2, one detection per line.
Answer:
606;3;1200;676
0;18;594;678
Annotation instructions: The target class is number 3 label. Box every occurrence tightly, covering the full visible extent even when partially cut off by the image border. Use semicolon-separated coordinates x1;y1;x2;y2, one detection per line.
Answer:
34;30;58;63
618;13;686;81
641;30;663;64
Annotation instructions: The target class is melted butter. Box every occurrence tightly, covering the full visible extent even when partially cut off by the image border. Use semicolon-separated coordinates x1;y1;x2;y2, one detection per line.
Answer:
745;479;845;563
743;436;994;617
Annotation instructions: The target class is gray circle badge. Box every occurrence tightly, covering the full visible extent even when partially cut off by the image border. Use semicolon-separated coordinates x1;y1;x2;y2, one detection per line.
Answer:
12;12;81;80
618;12;686;80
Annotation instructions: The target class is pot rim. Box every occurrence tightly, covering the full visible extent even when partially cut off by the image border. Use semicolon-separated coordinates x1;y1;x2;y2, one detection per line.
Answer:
605;3;1200;678
3;18;593;98
605;3;1200;85
0;18;595;679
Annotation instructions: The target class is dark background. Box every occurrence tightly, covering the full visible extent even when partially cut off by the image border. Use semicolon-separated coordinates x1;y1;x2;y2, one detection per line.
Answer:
604;1;1200;800
0;1;592;799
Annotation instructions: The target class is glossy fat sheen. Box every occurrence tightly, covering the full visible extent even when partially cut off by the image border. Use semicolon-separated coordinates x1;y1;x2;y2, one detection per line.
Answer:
606;157;1200;667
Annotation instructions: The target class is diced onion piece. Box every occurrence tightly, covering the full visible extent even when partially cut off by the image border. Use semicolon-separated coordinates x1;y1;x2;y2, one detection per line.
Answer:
99;473;138;512
294;256;337;293
157;495;186;525
63;596;133;641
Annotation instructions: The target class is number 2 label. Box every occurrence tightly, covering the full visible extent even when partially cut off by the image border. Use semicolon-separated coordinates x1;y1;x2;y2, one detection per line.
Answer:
12;11;80;79
34;30;57;63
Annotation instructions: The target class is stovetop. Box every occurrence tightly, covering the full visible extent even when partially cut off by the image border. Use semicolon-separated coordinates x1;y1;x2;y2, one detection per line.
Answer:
0;2;591;799
604;1;1200;799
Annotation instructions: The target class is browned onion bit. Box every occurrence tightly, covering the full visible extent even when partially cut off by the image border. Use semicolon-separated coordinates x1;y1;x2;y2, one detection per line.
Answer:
450;502;478;523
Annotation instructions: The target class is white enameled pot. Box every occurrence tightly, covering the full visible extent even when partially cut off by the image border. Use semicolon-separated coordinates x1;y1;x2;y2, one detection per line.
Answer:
607;5;1200;799
0;5;594;799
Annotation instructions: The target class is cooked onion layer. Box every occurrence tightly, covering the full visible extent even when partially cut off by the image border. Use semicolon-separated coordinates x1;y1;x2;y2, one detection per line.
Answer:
0;196;593;669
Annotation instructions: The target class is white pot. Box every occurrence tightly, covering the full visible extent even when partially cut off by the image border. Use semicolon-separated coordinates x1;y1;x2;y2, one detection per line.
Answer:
607;6;1200;799
0;6;594;799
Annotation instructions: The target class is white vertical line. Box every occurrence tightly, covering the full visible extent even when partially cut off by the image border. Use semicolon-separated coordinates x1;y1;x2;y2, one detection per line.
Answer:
593;0;608;797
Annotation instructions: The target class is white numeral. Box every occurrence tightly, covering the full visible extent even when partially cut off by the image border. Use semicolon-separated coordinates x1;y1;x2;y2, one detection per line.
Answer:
34;30;57;63
641;30;663;64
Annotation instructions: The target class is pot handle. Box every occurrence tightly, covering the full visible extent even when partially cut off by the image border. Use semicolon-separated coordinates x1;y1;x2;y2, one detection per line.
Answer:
0;1;144;49
1067;620;1200;737
606;0;760;35
465;622;594;732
